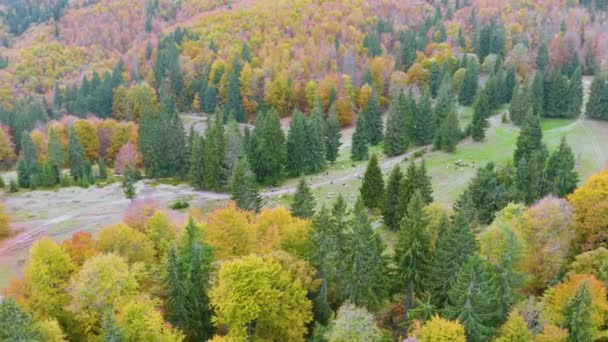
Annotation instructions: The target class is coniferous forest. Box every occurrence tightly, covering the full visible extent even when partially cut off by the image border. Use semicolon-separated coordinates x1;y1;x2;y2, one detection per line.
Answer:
1;0;608;341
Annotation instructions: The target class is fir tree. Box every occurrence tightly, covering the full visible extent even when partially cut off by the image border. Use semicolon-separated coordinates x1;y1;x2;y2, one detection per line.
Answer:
188;135;205;189
291;178;316;218
306;98;327;173
543;137;578;197
122;166;136;201
351;112;369;161
360;154;385;209
543;69;570;118
101;310;123;342
383;93;409;156
47;128;65;167
567;67;583;118
434;75;457;124
562;281;594;342
224;120;246;174
225;56;245;122
202;113;225;190
436;109;461;152
586;72;607;120
502;67;516;103
342;199;389;310
382;165;403;230
98;158;107;180
230;158;261;212
396;161;418;224
68;127;86;180
414;87;436;145
17;132;40;188
166;247;188;330
364;89;383;145
416;160;434;204
471;90;490;141
428;213;478;307
0;298;42;341
509;82;531;126
459;61;479;106
202;85;217;113
429;62;442;98
286;110;309;176
536;41;549;71
325;105;342;163
394;191;433;319
531;72;544;117
513;113;545;167
250;109;286;185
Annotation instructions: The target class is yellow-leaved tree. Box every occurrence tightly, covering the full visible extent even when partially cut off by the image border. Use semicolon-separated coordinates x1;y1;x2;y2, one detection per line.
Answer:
96;224;155;265
209;255;312;341
204;203;256;259
568;169;608;251
416;316;466;342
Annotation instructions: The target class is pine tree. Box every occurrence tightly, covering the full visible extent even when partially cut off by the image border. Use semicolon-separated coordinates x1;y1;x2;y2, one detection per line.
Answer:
567;67;583;118
544;69;570;118
502;68;516;104
444;254;499;342
562;281;594;342
306;98;327;173
471;90;490;141
202;113;225;190
325;106;342;163
68;127;86;180
351;112;369;161
436;109;461;152
396;161;417;224
188;134;205;189
382;166;403;230
543;137;578;197
291;178;316;218
364;89;383;145
383;93;409;156
416;160;434;204
0;298;42;341
224;120;246;174
429;62;442;97
414;87;436;145
360;154;385;209
509;82;531;126
166;247;188;330
342;199;389;310
230;158;261;212
122;166;136;201
17;132;39;188
586;72;607;120
428;213;478;307
202;85;217;113
394;191;432;319
47;128;65;168
536;41;549;71
434;75;457;124
459;61;479;106
286;110;309;176
250;109;286;185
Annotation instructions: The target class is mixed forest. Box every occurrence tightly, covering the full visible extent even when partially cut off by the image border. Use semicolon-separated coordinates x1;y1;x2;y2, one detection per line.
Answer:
1;0;608;341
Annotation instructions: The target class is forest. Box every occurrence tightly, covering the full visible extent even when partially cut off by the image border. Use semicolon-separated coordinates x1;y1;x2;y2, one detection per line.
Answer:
1;0;608;341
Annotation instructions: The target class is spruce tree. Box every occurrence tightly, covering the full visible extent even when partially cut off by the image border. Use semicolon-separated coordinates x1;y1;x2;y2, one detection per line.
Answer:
364;89;383;145
286;110;309;176
414;87;436;145
68;127;86;180
342;199;389;310
17;132;40;188
471;90;490;141
503;67;516;103
509;82;531;126
434;75;457;124
543;137;578;197
47;128;65;168
202;113;225;190
230;158;261;212
396;161;417;224
225;56;245;122
188;135;205;189
562;281;594;342
416;160;434;204
384;93;409;156
166;247;188;330
436;109;461;152
122;166;136;201
429;62;442;97
428;213;478;307
567;67;583;118
586;72;607;120
382;165;403;230
306;99;327;173
224;120;246;174
459;61;479;106
0;298;42;341
536;41;549;71
351;112;369;161
325;105;342;163
360;154;385;209
544;69;569;118
101;310;123;342
251;109;286;185
513;113;545;167
291;178;316;218
98;158;107;180
444;254;500;342
394;191;432;319
531;72;544;117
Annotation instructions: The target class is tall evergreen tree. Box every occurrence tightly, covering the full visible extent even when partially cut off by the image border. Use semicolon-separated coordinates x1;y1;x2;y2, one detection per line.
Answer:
459;61;479;106
416;160;434;204
351;112;369;161
513;113;545;167
382;165;403;230
567;67;583;118
360;154;385;209
562;281;594;342
202;113;225;190
101;310;123;342
306;99;327;173
543;69;570;117
531;72;544;117
384;93;409;156
414;87;436;145
17;131;40;188
429;62;442;98
471;90;490;141
444;254;500;342
250;109;286;184
0;298;42;341
364;89;383;145
543;137;578;197
428;213;478;307
434;75;457;124
68;127;87;181
286;110;309;176
509;82;531;126
536;41;549;71
291;178;316;219
394;191;432;320
225;56;245;122
325;105;342;163
342;199;389;310
230;158;261;212
586;72;607;120
188;134;205;189
396;161;418;224
435;109;461;152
